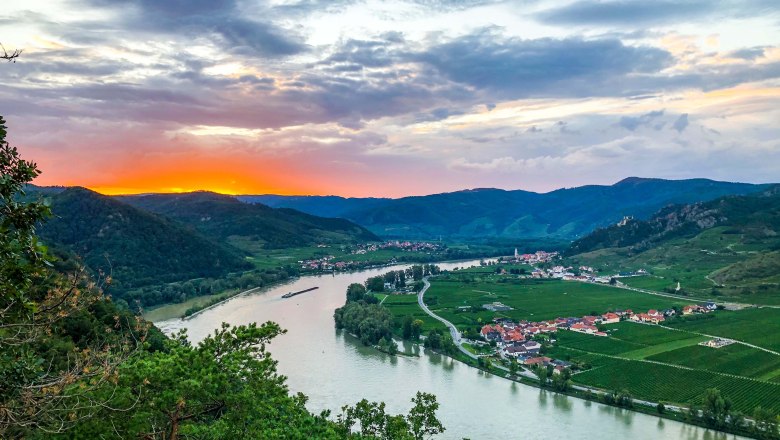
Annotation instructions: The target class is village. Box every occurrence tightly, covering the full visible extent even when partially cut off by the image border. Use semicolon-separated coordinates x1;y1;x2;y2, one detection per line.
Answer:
297;240;444;271
473;301;720;371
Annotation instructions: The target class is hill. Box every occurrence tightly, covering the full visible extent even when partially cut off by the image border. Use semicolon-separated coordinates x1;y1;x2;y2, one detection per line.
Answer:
35;187;251;292
565;186;780;304
118;191;379;249
240;178;770;239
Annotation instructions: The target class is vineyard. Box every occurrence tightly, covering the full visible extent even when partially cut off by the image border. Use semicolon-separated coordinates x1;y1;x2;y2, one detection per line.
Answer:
425;278;688;325
648;344;780;381
569;353;780;413
666;308;780;352
555;329;645;355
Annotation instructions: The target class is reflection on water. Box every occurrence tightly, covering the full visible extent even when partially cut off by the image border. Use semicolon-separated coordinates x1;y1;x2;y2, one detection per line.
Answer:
156;259;747;440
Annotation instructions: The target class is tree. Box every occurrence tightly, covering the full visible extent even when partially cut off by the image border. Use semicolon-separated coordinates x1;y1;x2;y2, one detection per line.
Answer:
402;316;414;340
366;276;385;292
701;388;732;429
508;360;519;377
752;406;779;439
407;392;445;440
411;319;423;340
347;283;368;302
337;392;444;440
551;368;572;392
531;364;549;387
0;116;152;436
412;265;423;281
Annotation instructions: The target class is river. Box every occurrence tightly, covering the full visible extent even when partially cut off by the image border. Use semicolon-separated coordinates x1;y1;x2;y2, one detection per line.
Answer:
154;260;744;440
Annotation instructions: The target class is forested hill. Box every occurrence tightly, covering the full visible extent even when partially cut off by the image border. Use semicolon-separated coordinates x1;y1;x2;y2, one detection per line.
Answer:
35;187;251;291
567;185;780;255
240;178;771;239
118;191;380;247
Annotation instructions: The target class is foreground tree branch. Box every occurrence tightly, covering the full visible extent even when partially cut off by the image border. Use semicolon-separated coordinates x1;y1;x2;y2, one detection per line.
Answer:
0;43;21;62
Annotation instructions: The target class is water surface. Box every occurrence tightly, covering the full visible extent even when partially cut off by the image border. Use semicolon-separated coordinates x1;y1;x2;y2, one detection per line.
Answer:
156;261;744;440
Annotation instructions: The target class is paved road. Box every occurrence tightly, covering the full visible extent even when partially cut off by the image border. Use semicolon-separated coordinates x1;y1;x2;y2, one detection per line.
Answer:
417;278;476;360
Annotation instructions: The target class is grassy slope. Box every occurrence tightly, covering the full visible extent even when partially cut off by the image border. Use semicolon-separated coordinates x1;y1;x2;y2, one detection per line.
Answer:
570;227;780;305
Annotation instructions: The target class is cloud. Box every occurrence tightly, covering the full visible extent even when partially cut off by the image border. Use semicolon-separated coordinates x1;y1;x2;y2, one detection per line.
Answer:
416;29;672;99
81;0;307;57
534;0;779;27
673;113;690;133
618;110;665;131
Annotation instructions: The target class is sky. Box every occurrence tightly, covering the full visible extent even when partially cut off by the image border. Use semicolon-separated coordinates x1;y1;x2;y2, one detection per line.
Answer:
1;0;779;197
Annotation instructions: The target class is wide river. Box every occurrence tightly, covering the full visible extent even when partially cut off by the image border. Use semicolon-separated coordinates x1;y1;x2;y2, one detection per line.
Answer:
155;260;744;440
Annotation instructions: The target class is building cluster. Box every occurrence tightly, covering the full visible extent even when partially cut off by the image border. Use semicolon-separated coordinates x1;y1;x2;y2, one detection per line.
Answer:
478;301;720;365
300;256;401;271
504;250;559;264
352;240;443;254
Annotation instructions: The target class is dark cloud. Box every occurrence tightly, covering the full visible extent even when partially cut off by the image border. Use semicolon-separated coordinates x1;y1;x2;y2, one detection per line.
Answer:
317;34;406;69
730;47;767;60
416;29;672;99
213;19;306;57
414;107;464;122
80;0;307;57
673;114;689;133
535;0;779;27
619;110;664;131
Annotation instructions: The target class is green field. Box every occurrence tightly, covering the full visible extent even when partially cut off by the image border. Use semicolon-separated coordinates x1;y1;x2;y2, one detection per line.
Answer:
648;344;780;381
424;277;688;328
142;288;239;321
664;308;780;352
551;319;780;412
567;351;780;413
382;294;446;334
553;323;705;359
569;227;780;305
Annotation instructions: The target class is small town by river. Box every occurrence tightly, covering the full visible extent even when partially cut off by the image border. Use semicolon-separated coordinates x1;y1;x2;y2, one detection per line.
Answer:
154;260;745;440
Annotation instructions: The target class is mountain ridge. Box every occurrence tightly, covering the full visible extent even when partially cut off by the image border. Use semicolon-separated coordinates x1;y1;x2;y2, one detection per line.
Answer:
237;178;773;239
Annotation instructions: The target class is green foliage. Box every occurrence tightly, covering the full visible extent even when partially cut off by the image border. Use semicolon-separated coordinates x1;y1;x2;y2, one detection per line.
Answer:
366;276;386;292
422;329;457;355
334;301;394;346
33;187;252;298
337;392;445;440
551;368;573;392
0;115;51;320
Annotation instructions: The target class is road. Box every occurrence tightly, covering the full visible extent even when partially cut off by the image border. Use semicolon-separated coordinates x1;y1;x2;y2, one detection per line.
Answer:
417;278;476;360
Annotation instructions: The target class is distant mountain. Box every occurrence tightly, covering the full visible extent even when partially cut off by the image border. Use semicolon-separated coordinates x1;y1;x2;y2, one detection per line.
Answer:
567;185;780;256
237;194;390;218
118;191;379;248
35;187;251;291
239;178;772;239
564;186;780;303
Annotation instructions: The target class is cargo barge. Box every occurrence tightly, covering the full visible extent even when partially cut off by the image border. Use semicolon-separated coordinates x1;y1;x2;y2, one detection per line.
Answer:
281;286;319;299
